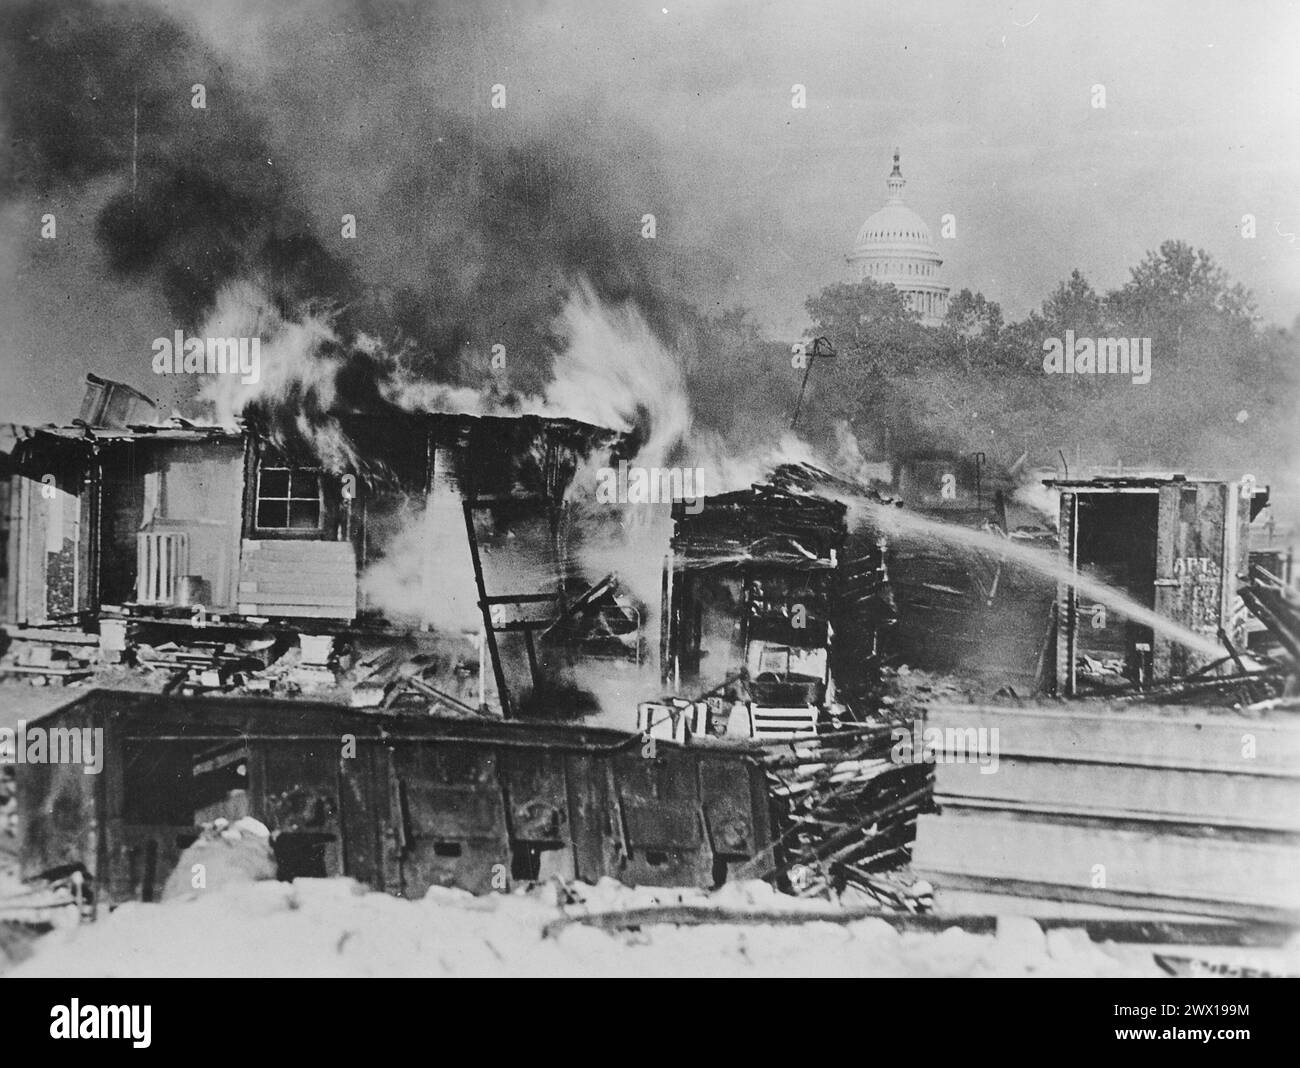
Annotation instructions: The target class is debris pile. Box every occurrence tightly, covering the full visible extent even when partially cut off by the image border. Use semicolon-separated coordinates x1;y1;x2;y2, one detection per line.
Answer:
135;637;279;695
1102;572;1297;706
1240;581;1300;666
0;623;501;716
0;636;96;686
738;724;933;908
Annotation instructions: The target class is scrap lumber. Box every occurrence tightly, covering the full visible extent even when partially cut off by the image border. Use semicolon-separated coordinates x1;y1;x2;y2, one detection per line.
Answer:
541;906;1293;946
912;701;1300;923
1240;586;1300;662
0;664;93;684
932;758;1300;832
922;702;1300;776
914;812;1299;921
737;726;932;897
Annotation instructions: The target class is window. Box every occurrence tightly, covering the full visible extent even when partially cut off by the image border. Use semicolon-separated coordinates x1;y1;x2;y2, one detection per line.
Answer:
255;464;323;531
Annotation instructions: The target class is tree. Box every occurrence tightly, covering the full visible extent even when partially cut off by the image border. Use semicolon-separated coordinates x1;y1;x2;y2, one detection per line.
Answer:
801;279;941;454
1041;269;1107;334
796;242;1298;491
1108;240;1255;326
943;288;1004;339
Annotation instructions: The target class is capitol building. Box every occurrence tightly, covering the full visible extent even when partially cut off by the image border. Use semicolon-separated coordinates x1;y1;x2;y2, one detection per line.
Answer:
847;151;950;326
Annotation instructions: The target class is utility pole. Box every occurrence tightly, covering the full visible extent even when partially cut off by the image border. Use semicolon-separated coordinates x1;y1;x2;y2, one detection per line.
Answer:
131;83;139;212
972;451;985;511
791;336;837;429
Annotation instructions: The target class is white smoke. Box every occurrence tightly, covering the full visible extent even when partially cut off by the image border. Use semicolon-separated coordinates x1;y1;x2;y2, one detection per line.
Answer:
189;276;841;717
1013;478;1061;528
832;420;894;488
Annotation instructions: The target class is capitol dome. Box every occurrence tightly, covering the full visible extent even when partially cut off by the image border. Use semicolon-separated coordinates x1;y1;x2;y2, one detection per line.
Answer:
847;151;949;326
854;203;934;252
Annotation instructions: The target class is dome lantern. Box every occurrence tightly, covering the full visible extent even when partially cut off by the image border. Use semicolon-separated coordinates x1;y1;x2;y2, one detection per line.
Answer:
886;147;905;202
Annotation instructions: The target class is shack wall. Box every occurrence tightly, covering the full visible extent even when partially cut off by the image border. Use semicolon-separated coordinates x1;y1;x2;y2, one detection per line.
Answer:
1054;478;1251;691
18;691;771;904
144;441;245;611
11;473;90;625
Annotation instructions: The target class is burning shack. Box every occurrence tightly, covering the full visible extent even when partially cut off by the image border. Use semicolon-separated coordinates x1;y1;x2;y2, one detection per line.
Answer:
0;376;636;717
658;466;855;739
1049;473;1270;694
3;379;784;900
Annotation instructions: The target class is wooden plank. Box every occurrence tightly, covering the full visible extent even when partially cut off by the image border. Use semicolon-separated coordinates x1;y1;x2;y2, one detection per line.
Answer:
0;626;100;646
236;603;353;620
0;664;94;679
239;560;356;575
238;587;357;602
240;551;355;566
1055;491;1075;695
925;703;1300;776
1152;484;1182;679
933;758;1300;832
238;591;356;608
931;880;1291;925
237;576;356;595
238;579;357;596
913;812;1300;917
241;540;354;559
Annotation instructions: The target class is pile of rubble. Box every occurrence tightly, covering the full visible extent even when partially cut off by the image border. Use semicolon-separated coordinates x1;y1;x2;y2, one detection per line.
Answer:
0;624;492;716
0;633;97;686
738;717;933;909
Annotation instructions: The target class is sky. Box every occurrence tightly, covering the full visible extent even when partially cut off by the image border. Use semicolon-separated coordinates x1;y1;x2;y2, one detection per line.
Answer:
486;0;1300;335
1;0;1298;424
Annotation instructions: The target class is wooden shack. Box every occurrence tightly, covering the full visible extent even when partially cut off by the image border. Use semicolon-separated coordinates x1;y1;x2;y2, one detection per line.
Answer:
17;690;772;903
1048;474;1270;693
0;405;626;716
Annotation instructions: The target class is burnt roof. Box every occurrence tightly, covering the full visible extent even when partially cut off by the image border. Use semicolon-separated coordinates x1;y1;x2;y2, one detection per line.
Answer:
20;423;243;445
670;464;868;569
1044;474;1200;489
3;410;620;458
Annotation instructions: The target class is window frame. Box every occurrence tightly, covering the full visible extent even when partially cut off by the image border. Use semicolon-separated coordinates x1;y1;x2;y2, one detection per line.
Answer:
245;442;342;541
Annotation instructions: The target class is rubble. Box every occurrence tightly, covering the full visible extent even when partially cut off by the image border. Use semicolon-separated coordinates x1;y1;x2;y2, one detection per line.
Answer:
735;723;933;908
0;637;96;686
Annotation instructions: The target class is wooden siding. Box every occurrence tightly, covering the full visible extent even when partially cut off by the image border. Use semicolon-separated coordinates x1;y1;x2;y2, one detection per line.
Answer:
237;539;357;619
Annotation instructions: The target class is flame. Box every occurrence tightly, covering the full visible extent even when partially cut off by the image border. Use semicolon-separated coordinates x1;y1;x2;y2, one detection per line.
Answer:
191;275;839;687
